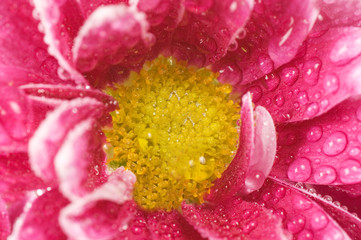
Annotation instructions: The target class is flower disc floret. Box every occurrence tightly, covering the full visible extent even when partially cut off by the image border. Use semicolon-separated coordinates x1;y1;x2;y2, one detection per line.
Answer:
104;56;240;211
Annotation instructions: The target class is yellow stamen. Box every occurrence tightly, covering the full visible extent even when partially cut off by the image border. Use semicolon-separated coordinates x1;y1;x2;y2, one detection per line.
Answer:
104;56;240;211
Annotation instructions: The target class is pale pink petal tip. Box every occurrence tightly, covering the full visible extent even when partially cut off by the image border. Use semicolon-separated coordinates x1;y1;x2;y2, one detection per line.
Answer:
59;167;136;240
29;97;106;182
0;197;10;239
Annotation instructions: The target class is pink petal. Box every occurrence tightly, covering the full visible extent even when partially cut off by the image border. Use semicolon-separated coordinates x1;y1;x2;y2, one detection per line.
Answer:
0;152;46;204
77;0;129;17
33;0;87;83
0;87;33;140
213;0;319;85
0;197;10;240
29;98;106;181
9;189;69;240
73;4;154;87
245;178;353;240
55;118;107;200
0;0;61;81
272;97;361;187
239;26;361;123
182;196;290;239
207;92;276;201
59;168;136;240
171;0;254;66
147;210;205;240
20;83;117;111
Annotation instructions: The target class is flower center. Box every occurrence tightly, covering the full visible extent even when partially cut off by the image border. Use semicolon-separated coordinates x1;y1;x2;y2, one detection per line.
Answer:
104;56;240;211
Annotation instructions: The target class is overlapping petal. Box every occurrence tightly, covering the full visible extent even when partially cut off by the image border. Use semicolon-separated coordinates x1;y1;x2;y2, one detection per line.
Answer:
0;197;10;240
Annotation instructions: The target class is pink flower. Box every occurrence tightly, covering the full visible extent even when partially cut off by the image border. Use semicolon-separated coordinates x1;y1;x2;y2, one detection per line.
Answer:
1;0;361;239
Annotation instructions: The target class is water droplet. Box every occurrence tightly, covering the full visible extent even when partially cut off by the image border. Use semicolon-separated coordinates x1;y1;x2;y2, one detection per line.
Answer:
217;63;242;85
228;41;238;52
323;74;340;94
247;85;263;103
287;157;312;182
281;66;299;86
245;170;265;191
303;57;321;86
258;54;274;74
297;229;314;240
322;131;348;156
313;166;337;184
349;147;360;156
293;195;312;210
287;215;306;233
306;102;319;118
310;211;329;230
274;94;285;107
298;91;309;105
339;159;361;184
320;99;329;109
306;126;323;142
195;32;217;53
264;73;280;91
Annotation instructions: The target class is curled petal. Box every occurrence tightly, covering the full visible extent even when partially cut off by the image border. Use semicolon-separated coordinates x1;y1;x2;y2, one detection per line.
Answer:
207;92;276;202
272;96;361;188
33;0;86;83
182;196;290;240
59;168;136;240
77;0;129;17
245;178;353;240
241;26;361;122
55;118;107;200
9;189;69;240
73;4;153;87
29;98;106;181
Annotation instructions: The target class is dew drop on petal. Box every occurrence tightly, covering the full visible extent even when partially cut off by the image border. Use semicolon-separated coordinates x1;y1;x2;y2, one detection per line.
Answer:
258;54;274;74
322;131;348;156
245;170;265;191
311;211;329;230
306;126;323;142
313;166;337;184
264;73;280;91
306;102;319;118
303;57;321;86
281;66;299;86
339;159;361;184
274;94;285;107
297;229;314;240
293;195;312;210
287;158;312;182
247;85;263;103
322;74;340;94
287;215;306;233
298;91;309;105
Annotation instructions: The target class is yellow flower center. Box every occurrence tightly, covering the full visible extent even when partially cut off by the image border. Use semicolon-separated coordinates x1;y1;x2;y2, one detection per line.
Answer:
104;56;240;211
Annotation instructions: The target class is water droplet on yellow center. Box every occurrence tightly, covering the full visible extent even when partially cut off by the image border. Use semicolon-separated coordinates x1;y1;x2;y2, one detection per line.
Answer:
104;56;240;211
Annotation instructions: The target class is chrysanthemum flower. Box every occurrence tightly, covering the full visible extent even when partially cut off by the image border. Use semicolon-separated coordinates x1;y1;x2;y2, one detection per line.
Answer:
1;0;361;239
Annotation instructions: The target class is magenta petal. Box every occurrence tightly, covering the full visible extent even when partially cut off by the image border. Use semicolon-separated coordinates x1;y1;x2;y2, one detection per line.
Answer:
0;152;46;204
245;178;352;240
10;189;69;240
0;197;10;239
55;118;107;200
207;92;276;201
147;210;205;240
59;168;136;240
213;0;319;85
272;97;361;188
73;4;153;82
0;0;61;81
0;87;33;140
182;196;290;239
29;98;106;181
33;0;86;83
241;26;361;123
172;0;254;66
